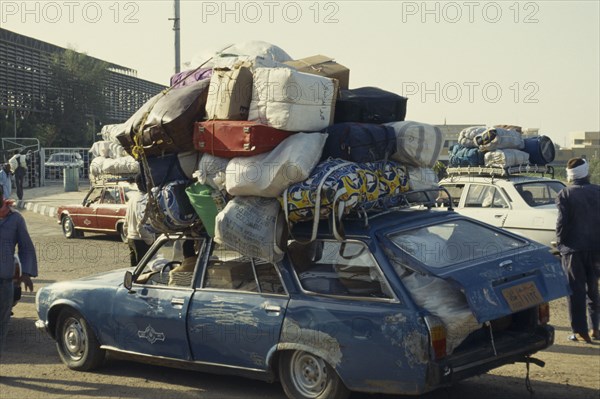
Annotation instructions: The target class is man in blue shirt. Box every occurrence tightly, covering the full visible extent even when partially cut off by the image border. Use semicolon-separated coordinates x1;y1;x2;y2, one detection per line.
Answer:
0;184;38;354
0;163;11;199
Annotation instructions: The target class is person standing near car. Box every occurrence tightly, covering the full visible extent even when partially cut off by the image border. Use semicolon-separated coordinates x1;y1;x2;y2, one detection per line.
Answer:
8;150;27;200
124;173;154;266
0;163;11;200
0;184;38;355
556;157;600;343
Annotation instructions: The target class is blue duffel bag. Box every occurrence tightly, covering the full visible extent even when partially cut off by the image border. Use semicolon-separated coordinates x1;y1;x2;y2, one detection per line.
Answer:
523;135;555;165
449;144;484;166
321;122;397;162
148;180;199;233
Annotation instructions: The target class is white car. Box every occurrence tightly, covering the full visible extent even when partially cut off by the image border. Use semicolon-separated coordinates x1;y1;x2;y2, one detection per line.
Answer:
438;166;565;246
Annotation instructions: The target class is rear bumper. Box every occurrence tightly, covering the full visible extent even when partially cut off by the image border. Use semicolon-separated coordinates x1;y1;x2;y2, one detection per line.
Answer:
427;325;554;389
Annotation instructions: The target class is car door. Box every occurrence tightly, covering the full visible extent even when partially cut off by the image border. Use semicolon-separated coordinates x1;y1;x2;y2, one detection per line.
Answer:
73;186;103;229
457;183;510;228
111;237;198;359
95;186;124;231
187;243;289;370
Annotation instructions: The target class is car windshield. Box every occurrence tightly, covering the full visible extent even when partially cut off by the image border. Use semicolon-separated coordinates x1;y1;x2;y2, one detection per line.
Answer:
514;181;565;207
387;219;527;268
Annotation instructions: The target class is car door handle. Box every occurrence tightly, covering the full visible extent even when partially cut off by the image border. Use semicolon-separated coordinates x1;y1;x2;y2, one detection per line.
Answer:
263;304;281;314
171;298;185;306
494;214;504;218
499;260;513;269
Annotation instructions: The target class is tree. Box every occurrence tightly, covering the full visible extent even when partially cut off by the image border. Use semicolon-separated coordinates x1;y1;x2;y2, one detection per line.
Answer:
47;48;108;147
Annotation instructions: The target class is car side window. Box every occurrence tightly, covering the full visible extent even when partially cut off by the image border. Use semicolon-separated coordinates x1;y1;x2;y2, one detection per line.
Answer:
202;245;285;295
86;187;103;205
289;240;394;299
465;185;508;208
102;187;120;204
441;184;464;207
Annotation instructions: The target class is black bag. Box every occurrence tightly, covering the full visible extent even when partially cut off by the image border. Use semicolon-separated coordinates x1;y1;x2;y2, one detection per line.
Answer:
321;122;397;162
334;87;408;124
119;79;211;157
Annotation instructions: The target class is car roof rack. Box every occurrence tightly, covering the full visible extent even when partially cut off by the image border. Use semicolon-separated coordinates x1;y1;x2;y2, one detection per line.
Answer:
446;164;555;180
91;173;137;186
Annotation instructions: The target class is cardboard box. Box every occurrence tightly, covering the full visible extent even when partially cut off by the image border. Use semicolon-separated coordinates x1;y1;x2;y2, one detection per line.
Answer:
284;55;350;90
205;65;253;120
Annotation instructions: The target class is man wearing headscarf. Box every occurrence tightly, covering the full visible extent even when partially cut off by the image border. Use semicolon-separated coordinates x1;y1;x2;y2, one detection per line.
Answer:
556;158;600;343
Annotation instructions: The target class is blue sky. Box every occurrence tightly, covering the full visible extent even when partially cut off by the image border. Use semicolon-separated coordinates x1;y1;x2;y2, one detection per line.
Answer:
2;0;598;146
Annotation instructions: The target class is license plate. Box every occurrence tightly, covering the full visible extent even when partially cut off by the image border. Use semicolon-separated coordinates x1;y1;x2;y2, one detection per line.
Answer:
502;282;544;312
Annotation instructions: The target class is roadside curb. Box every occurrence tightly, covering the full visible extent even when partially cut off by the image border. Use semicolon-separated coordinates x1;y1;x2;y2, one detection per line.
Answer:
16;200;58;219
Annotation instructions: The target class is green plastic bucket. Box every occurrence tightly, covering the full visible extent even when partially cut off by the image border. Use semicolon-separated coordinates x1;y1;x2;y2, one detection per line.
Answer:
185;183;219;237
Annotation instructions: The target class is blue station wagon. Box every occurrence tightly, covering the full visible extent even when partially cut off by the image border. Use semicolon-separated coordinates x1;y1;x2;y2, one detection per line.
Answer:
35;208;570;398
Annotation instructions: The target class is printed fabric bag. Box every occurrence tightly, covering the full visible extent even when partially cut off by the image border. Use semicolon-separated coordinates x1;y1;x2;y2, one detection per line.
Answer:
148;180;199;233
225;133;328;198
386;121;444;168
281;158;410;241
320;122;397;163
214;196;288;263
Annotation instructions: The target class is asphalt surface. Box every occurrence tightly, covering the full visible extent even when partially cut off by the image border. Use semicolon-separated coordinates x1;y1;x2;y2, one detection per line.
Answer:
11;181;91;218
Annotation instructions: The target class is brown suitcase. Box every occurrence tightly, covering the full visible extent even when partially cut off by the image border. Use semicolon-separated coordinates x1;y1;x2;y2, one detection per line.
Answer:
193;121;294;158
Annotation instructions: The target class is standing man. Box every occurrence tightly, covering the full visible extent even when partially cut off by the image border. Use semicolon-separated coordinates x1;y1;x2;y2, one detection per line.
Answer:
8;150;27;200
0;185;38;354
0;163;11;200
556;158;600;343
124;173;154;266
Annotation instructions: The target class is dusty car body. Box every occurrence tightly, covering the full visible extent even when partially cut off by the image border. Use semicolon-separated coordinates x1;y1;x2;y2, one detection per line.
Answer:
56;181;137;242
36;208;570;398
438;167;565;246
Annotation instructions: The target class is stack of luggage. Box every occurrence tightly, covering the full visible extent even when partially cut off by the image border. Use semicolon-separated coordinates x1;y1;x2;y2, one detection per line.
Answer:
450;125;556;168
98;41;445;262
89;127;139;182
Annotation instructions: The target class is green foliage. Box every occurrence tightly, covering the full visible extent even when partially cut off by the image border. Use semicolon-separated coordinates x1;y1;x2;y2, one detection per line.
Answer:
47;48;108;147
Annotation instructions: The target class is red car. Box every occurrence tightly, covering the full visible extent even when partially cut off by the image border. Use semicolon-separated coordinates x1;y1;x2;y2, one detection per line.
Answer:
57;181;138;242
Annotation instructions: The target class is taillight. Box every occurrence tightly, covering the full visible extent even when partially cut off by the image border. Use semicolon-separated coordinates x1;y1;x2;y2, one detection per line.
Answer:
538;302;550;325
424;315;447;360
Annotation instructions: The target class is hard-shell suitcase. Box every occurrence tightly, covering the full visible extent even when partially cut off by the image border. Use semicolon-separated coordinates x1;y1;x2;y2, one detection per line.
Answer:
321;122;397;162
334;87;408;124
193;120;294;158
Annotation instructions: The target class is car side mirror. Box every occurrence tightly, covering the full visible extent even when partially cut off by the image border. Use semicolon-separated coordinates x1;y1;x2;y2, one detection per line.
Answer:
124;271;133;291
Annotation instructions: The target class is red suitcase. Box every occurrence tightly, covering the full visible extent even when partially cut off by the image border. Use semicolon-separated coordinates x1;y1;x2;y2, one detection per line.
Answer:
193;121;294;158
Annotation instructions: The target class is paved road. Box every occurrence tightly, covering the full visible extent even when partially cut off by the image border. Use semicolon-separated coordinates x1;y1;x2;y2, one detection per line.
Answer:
1;211;598;399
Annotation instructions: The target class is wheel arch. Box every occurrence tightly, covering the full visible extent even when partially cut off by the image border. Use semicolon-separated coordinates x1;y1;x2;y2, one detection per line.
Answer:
272;343;349;386
47;301;97;342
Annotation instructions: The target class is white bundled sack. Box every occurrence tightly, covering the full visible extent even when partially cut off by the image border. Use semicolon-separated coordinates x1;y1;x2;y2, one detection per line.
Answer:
100;158;117;174
113;155;140;174
475;127;524;151
191;40;293;71
226;133;328;198
484;149;530;167
90;141;111;158
385;121;444;168
407;166;439;191
402;273;481;354
195;153;229;191
89;156;105;177
109;142;126;158
458;126;486;148
100;123;126;143
249;68;338;132
214;197;287;263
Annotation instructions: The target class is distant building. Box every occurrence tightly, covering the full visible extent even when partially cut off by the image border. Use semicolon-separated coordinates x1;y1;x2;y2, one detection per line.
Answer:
555;131;600;163
0;28;166;125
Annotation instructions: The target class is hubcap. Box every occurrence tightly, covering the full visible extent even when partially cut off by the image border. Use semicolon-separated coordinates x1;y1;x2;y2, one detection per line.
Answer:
62;318;86;360
64;218;73;236
290;351;328;397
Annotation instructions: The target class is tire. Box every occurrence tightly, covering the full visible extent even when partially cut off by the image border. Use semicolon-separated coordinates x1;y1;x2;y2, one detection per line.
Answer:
278;351;350;399
55;308;105;371
61;215;79;239
117;223;127;243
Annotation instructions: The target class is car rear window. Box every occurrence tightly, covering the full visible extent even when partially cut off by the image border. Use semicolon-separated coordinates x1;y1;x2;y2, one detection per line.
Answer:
387;220;527;268
515;181;565;207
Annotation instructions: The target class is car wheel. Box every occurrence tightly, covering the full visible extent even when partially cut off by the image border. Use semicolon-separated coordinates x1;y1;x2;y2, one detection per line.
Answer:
61;216;82;239
117;223;127;243
55;308;105;371
279;350;350;399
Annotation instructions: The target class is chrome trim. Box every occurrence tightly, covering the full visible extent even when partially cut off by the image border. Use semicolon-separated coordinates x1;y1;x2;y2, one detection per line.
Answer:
99;346;268;373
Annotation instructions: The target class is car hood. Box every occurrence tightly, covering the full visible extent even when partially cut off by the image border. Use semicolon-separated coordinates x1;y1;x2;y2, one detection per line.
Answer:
44;268;130;292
